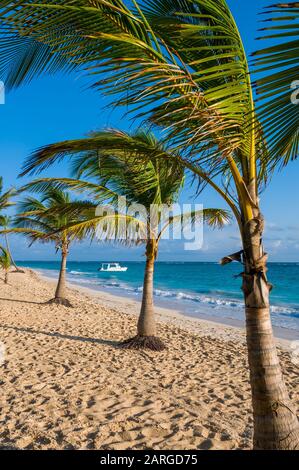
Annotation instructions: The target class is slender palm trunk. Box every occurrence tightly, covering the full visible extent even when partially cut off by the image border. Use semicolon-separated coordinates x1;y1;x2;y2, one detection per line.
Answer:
5;233;23;273
120;240;165;351
242;216;299;449
55;248;68;299
48;245;72;307
137;255;156;336
4;270;8;284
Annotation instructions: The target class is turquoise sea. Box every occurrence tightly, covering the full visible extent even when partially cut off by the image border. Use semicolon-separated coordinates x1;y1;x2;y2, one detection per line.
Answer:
18;261;299;332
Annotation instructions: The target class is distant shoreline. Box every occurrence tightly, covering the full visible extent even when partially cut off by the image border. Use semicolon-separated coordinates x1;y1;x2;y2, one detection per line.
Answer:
16;261;299;341
36;268;299;346
16;260;299;264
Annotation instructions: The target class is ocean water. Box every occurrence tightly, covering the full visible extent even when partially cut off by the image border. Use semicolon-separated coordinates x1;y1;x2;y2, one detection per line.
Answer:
18;261;299;332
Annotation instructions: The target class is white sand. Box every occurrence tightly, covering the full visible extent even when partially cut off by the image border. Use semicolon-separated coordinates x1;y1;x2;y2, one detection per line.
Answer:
0;269;298;450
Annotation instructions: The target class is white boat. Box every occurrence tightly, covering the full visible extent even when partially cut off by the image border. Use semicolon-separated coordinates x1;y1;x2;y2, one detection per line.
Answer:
99;263;128;272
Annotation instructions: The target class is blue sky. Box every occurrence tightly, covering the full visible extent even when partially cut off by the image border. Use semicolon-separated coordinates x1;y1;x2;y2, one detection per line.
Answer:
0;0;298;262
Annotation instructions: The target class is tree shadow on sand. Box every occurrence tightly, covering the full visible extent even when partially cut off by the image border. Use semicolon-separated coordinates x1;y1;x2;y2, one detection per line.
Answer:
0;324;120;348
0;297;48;305
0;296;74;307
0;443;20;450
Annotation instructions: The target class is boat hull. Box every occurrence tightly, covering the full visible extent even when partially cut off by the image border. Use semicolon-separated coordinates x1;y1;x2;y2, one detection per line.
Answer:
100;267;128;272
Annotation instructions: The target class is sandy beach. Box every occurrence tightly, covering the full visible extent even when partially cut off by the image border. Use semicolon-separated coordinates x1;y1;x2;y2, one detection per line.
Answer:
0;268;298;450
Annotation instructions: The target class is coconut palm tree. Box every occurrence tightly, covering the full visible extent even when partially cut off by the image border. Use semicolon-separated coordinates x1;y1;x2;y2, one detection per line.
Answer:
0;177;22;272
20;128;230;350
0;215;24;273
9;187;91;306
0;246;11;284
0;0;298;450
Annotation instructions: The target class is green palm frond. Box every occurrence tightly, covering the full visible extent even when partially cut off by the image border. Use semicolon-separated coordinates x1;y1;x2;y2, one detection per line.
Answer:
20;129;185;208
0;28;80;90
0;0;146;88
0;226;58;245
49;212;149;245
17;195;48;215
0;180;17;260
158;207;231;240
253;2;299;165
0;187;16;211
11;186;93;247
0;245;11;270
0;214;11;227
19;177;117;203
202;207;232;229
14;216;58;236
36;200;97;220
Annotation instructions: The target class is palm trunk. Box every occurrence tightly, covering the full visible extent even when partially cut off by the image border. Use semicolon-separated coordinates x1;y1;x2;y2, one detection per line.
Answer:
47;245;72;307
55;248;68;299
5;233;23;273
120;240;165;351
242;216;299;449
137;255;156;336
4;270;8;284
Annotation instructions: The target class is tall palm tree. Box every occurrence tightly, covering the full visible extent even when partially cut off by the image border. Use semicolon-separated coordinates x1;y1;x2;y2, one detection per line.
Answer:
0;0;298;449
20;128;230;350
0;215;23;273
9;188;90;306
0;246;11;284
0;177;22;272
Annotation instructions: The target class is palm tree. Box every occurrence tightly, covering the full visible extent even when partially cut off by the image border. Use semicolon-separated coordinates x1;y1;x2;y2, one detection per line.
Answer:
20;128;230;350
0;215;24;273
0;246;11;284
1;0;298;449
253;2;299;166
0;177;22;272
10;187;89;307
